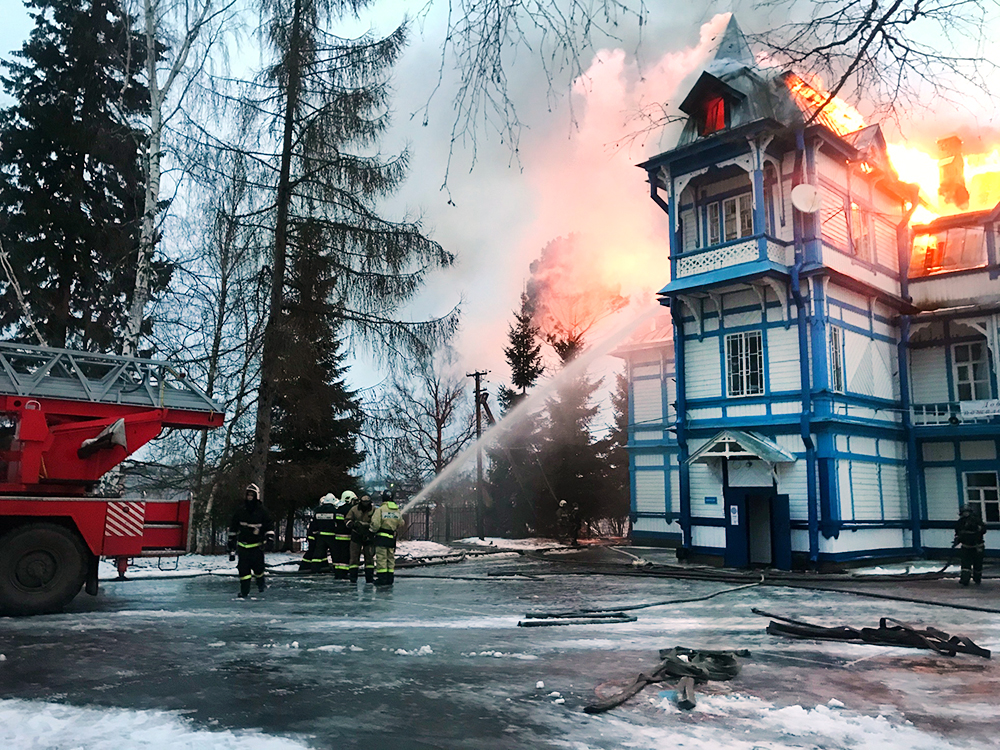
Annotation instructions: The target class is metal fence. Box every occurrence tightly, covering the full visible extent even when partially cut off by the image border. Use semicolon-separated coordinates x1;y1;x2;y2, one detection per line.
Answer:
402;505;478;543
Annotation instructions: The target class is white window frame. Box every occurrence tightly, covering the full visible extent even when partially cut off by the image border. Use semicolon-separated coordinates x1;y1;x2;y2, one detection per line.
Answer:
964;471;999;524
829;326;844;393
725;331;765;397
953;341;991;401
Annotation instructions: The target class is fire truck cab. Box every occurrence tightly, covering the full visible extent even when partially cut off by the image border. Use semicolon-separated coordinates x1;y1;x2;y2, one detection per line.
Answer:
0;342;223;615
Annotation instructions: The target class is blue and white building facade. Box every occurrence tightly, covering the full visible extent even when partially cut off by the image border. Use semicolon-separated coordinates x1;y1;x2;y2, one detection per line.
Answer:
620;18;1000;566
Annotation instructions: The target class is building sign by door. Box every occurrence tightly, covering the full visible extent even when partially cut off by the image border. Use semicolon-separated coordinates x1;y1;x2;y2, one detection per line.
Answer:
729;504;739;526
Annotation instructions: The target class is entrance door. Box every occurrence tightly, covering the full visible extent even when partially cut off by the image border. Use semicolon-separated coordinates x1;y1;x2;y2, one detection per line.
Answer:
725;487;786;569
723;487;748;568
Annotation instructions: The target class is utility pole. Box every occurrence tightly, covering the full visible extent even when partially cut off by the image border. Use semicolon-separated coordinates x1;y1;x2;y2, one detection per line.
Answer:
467;369;489;540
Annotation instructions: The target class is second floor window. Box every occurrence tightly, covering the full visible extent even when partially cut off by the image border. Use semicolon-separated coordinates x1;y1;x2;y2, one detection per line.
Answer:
706;194;753;246
724;194;754;241
954;342;991;401
726;330;764;397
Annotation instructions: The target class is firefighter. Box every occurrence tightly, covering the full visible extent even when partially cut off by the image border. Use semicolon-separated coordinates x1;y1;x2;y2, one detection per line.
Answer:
228;483;275;598
954;504;987;586
345;492;376;583
555;500;571;544
299;493;338;572
332;490;356;579
369;489;402;586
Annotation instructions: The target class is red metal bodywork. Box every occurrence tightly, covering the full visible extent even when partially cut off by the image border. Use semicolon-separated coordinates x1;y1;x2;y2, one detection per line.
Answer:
0;496;192;558
1;394;222;495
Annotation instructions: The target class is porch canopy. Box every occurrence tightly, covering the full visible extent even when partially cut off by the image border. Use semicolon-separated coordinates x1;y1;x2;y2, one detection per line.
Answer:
686;430;797;465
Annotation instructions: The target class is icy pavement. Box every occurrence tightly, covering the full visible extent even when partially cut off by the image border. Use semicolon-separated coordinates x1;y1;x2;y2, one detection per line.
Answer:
2;555;999;749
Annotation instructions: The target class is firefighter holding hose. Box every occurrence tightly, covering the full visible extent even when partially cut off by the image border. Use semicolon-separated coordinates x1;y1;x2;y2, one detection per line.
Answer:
345;492;376;583
954;504;987;586
228;483;275;598
369;489;402;586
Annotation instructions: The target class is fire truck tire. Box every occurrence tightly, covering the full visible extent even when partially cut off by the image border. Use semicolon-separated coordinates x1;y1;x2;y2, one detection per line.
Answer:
0;523;89;616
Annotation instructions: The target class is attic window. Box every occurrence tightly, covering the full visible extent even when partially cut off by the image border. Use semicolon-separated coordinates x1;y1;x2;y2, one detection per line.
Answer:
701;96;726;135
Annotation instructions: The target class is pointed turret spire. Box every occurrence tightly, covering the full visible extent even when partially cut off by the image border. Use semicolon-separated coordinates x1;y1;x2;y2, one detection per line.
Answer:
714;15;753;65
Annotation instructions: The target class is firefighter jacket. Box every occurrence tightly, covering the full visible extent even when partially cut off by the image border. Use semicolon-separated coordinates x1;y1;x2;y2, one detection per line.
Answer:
345;504;374;543
334;503;351;545
309;503;339;538
955;512;987;548
369;501;402;548
228;503;275;551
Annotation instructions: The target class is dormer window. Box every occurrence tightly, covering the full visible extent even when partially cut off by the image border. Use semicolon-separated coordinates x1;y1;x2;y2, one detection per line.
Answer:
701;96;726;135
679;71;745;141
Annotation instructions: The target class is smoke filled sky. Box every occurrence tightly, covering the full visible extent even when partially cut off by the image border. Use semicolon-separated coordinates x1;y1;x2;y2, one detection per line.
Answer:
1;1;998;418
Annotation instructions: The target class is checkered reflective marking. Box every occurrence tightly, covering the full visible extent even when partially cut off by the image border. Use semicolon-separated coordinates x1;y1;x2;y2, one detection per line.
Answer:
104;501;146;537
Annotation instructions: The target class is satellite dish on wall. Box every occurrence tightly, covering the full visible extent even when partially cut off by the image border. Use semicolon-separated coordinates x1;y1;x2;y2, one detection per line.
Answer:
791;184;822;213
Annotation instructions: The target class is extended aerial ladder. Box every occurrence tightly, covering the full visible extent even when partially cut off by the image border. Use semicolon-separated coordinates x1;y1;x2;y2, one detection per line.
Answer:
0;341;224;615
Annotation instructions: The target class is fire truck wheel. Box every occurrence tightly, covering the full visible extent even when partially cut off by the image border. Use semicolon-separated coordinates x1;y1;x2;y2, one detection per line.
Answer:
0;523;89;616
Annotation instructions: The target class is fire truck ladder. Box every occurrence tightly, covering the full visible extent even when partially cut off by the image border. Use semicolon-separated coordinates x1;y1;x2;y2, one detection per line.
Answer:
0;342;223;495
0;341;221;416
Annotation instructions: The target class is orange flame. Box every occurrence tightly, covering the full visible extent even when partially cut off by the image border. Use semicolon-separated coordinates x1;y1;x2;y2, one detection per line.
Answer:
784;73;866;137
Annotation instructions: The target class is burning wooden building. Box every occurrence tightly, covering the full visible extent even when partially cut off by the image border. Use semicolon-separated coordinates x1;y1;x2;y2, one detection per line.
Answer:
617;16;999;567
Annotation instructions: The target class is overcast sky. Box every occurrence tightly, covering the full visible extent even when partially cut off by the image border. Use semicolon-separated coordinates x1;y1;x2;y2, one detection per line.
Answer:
1;1;997;431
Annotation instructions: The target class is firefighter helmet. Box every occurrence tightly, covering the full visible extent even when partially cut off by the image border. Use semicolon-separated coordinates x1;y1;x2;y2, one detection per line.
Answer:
382;489;394;503
319;493;337;504
245;483;261;502
340;490;358;505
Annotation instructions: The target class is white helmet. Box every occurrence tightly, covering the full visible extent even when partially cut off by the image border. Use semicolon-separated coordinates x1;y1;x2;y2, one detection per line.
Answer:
320;493;337;505
340;490;358;505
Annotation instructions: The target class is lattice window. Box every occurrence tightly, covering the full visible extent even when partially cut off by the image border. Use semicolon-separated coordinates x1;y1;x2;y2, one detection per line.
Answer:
965;471;999;523
726;331;764;397
953;342;991;401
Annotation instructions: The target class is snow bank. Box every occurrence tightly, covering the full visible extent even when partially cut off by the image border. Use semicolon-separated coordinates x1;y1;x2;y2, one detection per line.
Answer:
624;692;978;750
461;651;538;660
391;645;433;656
98;542;460;581
0;699;312;749
852;562;951;576
455;537;565;550
98;553;304;581
396;541;454;558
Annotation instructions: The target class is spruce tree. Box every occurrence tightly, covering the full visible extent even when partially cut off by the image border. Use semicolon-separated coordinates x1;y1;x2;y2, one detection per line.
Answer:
0;0;168;351
540;336;602;535
244;4;458;492
267;219;365;547
504;293;545;399
489;293;547;534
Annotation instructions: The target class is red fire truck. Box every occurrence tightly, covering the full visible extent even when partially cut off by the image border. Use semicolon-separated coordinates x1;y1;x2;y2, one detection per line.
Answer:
0;342;224;615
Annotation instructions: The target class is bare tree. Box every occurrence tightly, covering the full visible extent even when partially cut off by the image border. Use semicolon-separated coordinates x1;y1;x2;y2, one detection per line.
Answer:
753;0;999;123
384;361;476;490
123;0;239;357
